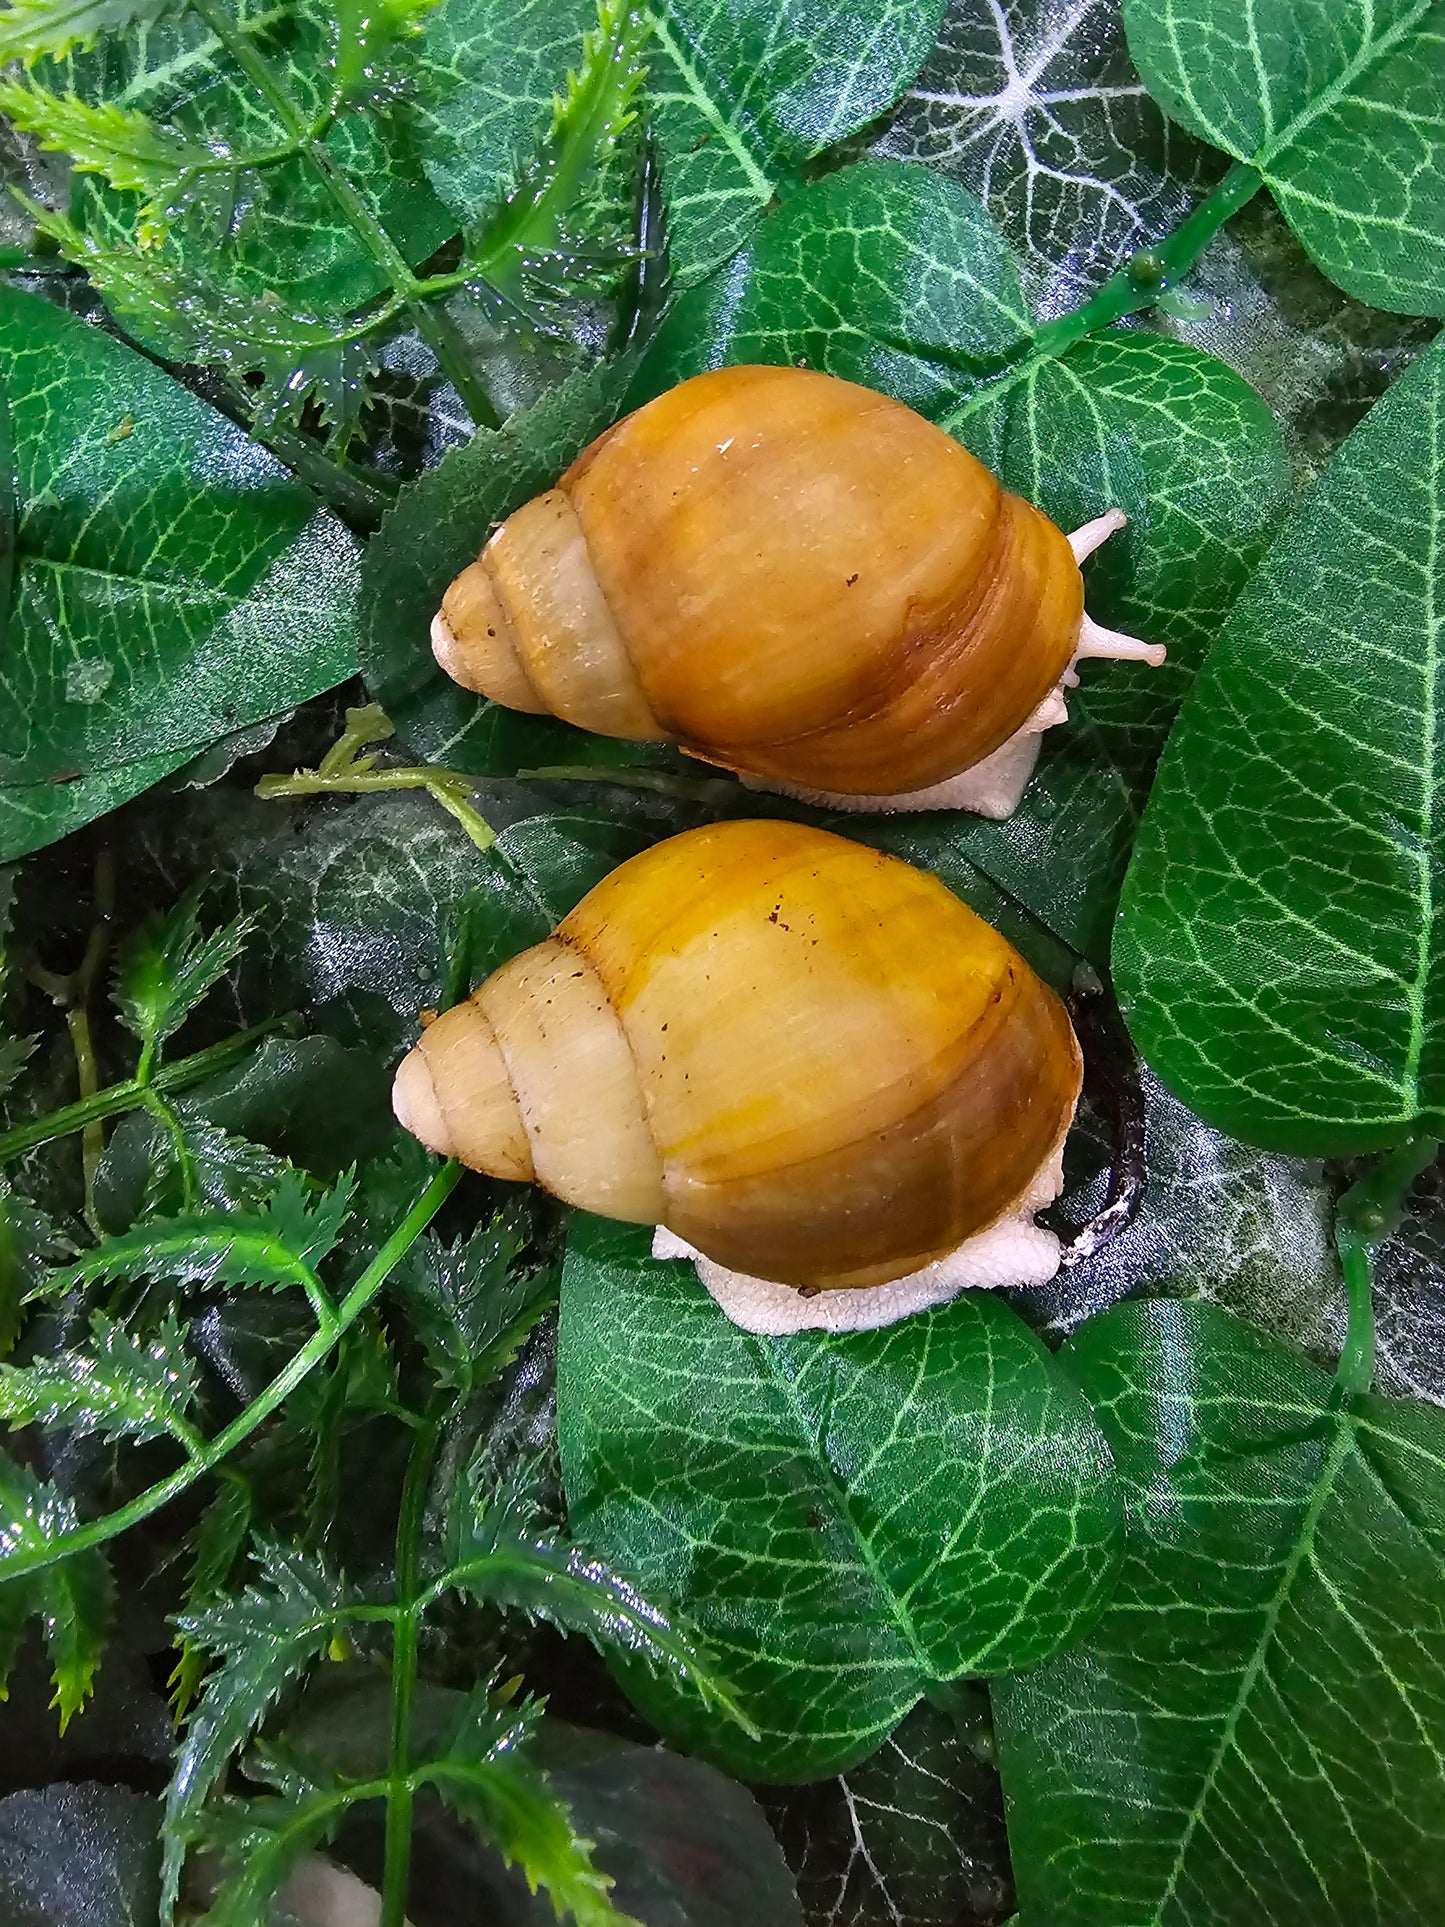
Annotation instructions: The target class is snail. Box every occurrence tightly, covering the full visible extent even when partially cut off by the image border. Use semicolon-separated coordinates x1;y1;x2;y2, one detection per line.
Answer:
431;365;1164;821
391;819;1083;1334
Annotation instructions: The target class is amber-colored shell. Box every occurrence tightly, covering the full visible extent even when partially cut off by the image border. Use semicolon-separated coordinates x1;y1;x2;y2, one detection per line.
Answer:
393;820;1082;1291
433;366;1084;795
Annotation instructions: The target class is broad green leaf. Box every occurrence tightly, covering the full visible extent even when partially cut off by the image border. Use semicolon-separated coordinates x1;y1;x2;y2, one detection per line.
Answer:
95;1035;396;1229
0;1306;199;1445
0;289;361;861
645;0;948;286
948;329;1291;960
1114;333;1445;1153
994;1298;1445;1926
558;1216;1124;1780
1123;0;1445;315
416;0;644;302
165;1543;350;1912
414;0;601;223
359;358;651;774
764;1692;1013;1926
450;813;659;985
877;0;1218;311
638;157;1033;414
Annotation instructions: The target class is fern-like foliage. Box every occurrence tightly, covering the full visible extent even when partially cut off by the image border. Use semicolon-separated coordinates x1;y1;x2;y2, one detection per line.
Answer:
5;0;652;446
392;1198;555;1395
0;1304;200;1445
112;891;253;1065
0;1447;114;1727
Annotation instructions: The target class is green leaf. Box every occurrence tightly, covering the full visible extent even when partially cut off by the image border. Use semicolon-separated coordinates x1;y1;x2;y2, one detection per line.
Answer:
0;1447;114;1727
948;327;1291;960
638;157;1033;413
1114;332;1445;1153
112;894;252;1058
359;357;642;774
171;1478;253;1716
431;1689;636;1927
0;1180;69;1358
0;1305;199;1446
165;1542;351;1913
557;1216;1124;1779
645;0;948;286
0;288;361;861
450;813;660;988
395;1203;555;1394
418;0;645;330
49;1170;354;1296
993;1297;1445;1926
0;79;204;205
877;0;1219;309
765;1692;1012;1925
1123;0;1445;315
0;0;177;62
185;1748;350;1927
440;1454;749;1735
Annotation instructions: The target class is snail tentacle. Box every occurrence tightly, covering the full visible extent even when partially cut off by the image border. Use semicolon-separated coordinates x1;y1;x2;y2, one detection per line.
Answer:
1067;506;1128;563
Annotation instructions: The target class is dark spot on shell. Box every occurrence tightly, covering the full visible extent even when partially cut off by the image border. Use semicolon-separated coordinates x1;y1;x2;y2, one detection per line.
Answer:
845;573;859;586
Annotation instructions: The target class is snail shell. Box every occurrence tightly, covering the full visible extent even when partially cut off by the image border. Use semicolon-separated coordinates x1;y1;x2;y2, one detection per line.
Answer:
432;366;1162;815
392;820;1082;1303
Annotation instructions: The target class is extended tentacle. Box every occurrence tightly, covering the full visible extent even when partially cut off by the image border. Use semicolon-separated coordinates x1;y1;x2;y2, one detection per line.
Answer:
1063;510;1167;688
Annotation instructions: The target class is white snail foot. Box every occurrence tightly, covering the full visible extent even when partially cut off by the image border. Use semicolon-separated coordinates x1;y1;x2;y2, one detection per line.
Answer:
652;1142;1067;1336
738;686;1069;822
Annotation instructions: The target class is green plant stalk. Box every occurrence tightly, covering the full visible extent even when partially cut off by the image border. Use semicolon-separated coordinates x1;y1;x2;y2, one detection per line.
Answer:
0;1015;301;1165
518;763;740;805
940;159;1264;430
183;0;501;430
1332;1135;1439;1399
381;1415;442;1927
0;1159;461;1582
258;766;497;852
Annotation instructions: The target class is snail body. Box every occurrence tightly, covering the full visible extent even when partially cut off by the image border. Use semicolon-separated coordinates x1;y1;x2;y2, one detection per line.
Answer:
433;366;1162;819
393;821;1083;1330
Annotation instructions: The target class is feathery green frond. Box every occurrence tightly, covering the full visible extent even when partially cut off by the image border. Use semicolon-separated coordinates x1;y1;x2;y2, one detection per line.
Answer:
0;1306;200;1446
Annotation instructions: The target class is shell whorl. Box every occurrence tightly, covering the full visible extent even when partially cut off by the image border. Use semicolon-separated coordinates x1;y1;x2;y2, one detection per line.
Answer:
391;938;664;1220
434;490;664;741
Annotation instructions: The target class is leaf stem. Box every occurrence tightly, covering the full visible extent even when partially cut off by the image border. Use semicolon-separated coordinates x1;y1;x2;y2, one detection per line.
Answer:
258;705;498;852
183;0;500;431
1332;1135;1438;1399
0;1016;301;1166
0;1160;460;1582
381;1415;441;1927
940;160;1264;431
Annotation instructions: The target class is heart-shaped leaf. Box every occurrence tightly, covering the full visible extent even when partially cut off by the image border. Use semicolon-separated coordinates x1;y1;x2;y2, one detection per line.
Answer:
1123;0;1445;315
994;1297;1445;1926
878;0;1219;309
558;1216;1124;1781
1114;333;1445;1154
0;288;361;861
646;0;948;287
